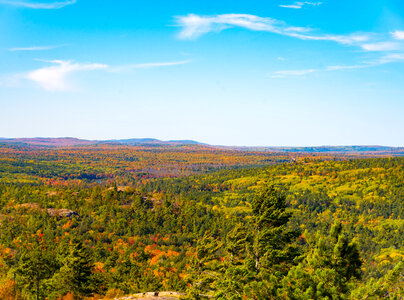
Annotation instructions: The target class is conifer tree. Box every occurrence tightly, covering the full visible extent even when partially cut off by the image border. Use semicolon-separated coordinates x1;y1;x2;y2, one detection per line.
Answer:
51;237;97;299
245;184;300;298
216;185;300;299
280;222;363;299
215;224;252;300
186;231;222;299
16;238;53;300
351;259;403;299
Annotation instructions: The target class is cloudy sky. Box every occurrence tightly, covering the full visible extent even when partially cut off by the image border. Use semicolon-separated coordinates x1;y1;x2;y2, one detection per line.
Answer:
1;0;403;146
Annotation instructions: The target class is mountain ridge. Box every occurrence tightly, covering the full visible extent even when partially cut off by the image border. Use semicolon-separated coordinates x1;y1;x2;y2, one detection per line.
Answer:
0;137;403;155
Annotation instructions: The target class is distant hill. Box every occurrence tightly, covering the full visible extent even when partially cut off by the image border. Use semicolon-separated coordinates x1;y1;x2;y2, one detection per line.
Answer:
0;137;205;147
0;138;402;155
104;138;204;146
0;137;95;147
237;145;404;154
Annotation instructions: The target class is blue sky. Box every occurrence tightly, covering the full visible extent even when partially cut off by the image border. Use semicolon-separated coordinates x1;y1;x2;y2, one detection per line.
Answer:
1;0;403;146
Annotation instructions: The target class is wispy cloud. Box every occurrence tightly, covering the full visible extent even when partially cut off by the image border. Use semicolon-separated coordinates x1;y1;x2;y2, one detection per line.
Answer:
361;42;401;52
325;64;365;71
378;53;404;64
25;60;108;91
272;54;404;78
109;60;190;73
279;2;322;9
9;44;67;52
175;14;370;46
0;0;76;9
272;69;318;77
21;59;190;91
175;14;310;40
391;30;404;40
272;65;364;78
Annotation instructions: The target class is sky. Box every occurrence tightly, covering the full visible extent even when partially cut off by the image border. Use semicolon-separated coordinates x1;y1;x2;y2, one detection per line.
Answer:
1;0;404;146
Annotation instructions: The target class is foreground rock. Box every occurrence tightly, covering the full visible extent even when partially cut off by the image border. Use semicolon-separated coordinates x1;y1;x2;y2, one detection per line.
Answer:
115;291;184;299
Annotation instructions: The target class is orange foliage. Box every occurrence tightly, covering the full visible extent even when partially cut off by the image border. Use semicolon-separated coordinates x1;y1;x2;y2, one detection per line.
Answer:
93;262;105;273
0;280;15;300
62;220;73;230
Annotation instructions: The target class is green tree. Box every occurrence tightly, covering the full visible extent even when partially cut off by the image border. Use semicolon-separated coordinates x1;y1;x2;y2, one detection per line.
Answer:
185;231;222;299
245;184;300;298
51;237;97;299
351;261;403;300
16;233;56;300
281;222;363;299
214;224;252;300
216;185;300;299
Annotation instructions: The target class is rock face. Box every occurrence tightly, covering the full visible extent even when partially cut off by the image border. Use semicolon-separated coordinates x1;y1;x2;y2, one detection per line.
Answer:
15;203;79;218
115;291;184;299
47;208;79;218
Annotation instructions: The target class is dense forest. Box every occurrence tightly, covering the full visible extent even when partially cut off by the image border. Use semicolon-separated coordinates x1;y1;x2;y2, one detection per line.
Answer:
0;143;402;299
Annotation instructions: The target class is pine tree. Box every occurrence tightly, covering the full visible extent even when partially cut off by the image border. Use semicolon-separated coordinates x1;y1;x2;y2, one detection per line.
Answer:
51;237;97;299
351;259;403;299
214;224;252;300
280;222;363;299
16;239;53;300
216;185;300;299
185;231;222;299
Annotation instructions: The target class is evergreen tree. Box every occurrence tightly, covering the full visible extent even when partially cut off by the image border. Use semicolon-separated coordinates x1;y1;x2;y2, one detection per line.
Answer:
251;185;300;274
16;237;53;300
215;224;252;300
51;237;97;299
216;185;300;299
280;222;363;299
351;261;403;299
185;231;222;299
245;184;300;298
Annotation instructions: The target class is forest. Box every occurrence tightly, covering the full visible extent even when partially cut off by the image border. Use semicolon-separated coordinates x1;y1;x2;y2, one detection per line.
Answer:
0;143;402;299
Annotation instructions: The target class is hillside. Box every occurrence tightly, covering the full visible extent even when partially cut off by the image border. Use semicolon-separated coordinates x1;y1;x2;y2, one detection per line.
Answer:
1;137;403;156
0;144;402;299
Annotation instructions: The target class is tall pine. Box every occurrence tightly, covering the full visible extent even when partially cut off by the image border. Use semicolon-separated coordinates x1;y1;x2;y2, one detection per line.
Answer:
280;222;363;299
51;237;97;299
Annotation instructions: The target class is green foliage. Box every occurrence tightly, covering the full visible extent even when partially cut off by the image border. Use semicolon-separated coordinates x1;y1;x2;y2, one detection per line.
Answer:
0;144;402;298
49;237;97;298
185;232;223;299
250;184;300;275
16;236;54;300
280;222;362;299
351;261;403;299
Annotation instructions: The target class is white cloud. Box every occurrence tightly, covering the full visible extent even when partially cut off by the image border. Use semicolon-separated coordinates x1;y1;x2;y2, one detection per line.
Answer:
175;14;309;40
0;0;76;9
272;68;318;77
378;53;404;64
361;42;401;52
391;30;404;40
326;64;364;71
110;60;190;72
25;60;108;91
286;31;370;45
273;54;404;78
272;65;363;78
175;14;370;46
279;2;322;9
22;59;191;91
9;45;67;52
